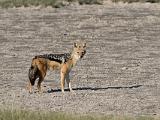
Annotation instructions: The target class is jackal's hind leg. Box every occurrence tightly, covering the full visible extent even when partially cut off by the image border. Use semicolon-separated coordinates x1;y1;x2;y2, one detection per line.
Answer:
37;78;43;93
37;72;46;93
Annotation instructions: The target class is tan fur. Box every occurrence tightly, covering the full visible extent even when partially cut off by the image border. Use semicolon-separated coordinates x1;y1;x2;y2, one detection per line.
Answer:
27;42;86;93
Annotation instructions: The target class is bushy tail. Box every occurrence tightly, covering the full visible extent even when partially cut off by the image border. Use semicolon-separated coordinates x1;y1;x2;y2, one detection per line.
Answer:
28;58;38;86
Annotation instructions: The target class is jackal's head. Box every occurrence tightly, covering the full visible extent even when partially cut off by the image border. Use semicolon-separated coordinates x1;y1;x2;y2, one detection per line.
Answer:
72;42;86;60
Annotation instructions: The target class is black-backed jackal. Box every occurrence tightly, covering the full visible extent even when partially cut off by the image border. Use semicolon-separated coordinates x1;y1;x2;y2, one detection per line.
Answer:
27;42;86;93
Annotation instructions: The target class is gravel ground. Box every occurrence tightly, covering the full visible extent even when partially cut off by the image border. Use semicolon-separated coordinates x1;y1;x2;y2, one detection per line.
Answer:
0;3;160;116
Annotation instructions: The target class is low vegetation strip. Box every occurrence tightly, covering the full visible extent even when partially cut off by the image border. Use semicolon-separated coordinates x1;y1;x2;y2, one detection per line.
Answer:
0;0;103;8
112;0;160;3
0;109;158;120
0;0;159;8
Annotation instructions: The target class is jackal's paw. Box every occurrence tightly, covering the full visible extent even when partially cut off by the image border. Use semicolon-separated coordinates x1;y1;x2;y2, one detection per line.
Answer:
29;91;33;94
38;90;44;94
61;89;65;93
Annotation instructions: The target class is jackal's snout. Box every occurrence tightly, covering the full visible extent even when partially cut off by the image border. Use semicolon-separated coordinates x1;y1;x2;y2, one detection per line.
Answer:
80;50;86;58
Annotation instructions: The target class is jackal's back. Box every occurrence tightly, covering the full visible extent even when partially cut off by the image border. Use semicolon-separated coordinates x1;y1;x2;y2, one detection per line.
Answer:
35;53;71;64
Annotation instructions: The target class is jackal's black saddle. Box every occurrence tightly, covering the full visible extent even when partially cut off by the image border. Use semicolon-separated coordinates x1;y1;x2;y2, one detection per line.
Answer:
35;53;71;64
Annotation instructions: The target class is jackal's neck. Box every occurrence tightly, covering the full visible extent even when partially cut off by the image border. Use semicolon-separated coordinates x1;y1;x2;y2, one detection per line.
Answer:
71;58;79;67
68;53;80;68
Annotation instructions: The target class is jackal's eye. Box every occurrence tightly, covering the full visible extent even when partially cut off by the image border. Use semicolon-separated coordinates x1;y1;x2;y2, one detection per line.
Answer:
77;52;79;54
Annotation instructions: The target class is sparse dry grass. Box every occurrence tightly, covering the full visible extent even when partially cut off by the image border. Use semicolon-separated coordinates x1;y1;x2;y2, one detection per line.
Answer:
111;0;160;3
0;0;103;8
0;0;159;8
0;109;157;120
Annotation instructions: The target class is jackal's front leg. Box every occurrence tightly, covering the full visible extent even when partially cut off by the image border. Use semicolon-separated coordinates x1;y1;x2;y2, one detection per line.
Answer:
66;73;73;92
60;70;66;93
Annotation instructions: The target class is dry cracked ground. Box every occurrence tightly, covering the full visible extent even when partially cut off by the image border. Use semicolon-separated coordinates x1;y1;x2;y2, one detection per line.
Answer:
0;3;160;116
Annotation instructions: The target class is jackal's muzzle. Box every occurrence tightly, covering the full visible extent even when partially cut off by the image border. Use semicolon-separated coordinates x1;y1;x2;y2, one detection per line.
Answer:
80;50;86;59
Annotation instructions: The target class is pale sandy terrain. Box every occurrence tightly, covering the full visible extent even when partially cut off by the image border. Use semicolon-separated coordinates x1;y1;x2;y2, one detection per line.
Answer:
0;3;160;116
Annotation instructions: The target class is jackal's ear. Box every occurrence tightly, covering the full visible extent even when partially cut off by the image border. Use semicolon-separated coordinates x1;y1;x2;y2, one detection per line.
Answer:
83;42;86;48
74;42;78;48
